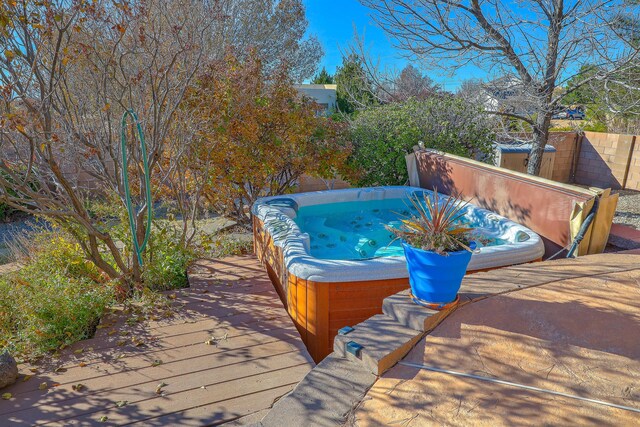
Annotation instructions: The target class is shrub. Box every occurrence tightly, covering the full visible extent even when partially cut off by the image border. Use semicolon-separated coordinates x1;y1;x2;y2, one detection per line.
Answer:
0;231;115;357
143;223;198;292
178;52;351;224
0;221;197;357
346;96;496;186
209;232;254;258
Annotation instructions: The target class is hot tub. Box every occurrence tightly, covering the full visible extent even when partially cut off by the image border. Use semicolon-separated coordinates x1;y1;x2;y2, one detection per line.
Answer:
252;186;544;361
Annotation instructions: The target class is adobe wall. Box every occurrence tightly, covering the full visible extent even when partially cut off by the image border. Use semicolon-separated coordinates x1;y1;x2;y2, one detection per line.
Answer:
574;132;637;189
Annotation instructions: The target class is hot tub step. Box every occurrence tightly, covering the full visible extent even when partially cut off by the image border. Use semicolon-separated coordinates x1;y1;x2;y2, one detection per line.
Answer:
382;289;455;332
257;354;376;427
333;314;422;376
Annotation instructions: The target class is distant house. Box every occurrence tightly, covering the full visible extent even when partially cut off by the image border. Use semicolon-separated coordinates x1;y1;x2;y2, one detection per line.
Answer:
294;84;337;116
463;76;535;115
481;76;522;110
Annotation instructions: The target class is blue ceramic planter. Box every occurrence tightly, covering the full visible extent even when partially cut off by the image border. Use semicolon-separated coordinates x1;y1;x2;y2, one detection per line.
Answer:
402;242;472;306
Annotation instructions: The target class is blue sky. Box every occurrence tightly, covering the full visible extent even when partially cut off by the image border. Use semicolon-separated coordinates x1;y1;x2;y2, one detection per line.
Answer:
302;0;485;89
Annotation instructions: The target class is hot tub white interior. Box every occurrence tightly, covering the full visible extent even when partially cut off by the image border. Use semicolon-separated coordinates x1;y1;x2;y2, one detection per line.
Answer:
252;186;545;282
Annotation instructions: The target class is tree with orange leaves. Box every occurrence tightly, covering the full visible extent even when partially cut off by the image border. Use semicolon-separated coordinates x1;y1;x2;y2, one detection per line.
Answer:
175;52;351;223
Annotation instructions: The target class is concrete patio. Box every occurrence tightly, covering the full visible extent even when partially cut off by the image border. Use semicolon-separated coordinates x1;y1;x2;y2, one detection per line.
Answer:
351;250;640;426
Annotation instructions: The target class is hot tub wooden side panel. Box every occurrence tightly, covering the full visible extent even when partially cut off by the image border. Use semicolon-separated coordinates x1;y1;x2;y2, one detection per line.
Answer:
254;218;316;351
300;277;409;362
253;217;411;362
253;216;288;312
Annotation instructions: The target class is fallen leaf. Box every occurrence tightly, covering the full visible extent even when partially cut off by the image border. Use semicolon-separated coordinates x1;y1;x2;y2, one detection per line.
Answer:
54;367;67;373
151;360;163;367
116;340;127;347
78;362;87;367
72;383;86;391
38;382;48;390
155;382;168;394
1;393;12;400
73;348;84;354
115;400;128;408
204;333;228;346
29;368;38;373
22;375;32;382
99;416;108;422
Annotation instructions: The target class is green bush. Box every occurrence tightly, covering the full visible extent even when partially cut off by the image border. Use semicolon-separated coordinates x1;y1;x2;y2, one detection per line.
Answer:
0;231;115;357
143;223;197;291
346;96;496;186
0;220;199;357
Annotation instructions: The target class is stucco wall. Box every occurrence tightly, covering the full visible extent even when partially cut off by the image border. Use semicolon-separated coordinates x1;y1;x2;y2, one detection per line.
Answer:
627;139;640;191
549;132;580;183
574;132;637;189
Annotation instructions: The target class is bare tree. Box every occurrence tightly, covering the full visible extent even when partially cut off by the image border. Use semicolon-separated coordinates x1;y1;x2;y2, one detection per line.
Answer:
386;64;441;102
0;0;214;287
208;0;323;82
360;0;640;175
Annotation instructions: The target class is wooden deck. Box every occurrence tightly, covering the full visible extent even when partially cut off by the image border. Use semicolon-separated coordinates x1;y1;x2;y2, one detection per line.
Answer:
0;256;314;426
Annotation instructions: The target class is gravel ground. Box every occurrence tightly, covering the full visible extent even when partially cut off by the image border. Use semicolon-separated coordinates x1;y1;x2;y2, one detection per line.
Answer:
613;190;640;230
0;216;46;264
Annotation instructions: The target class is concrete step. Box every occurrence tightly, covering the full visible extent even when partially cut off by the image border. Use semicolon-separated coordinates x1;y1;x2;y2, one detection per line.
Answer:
382;289;454;332
257;354;377;427
333;314;422;376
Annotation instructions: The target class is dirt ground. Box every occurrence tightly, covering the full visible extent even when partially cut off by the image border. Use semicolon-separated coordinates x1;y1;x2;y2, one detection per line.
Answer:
550;119;589;128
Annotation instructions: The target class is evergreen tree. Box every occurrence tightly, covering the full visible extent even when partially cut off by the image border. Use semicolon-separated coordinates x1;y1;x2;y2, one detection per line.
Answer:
311;67;334;84
334;54;377;114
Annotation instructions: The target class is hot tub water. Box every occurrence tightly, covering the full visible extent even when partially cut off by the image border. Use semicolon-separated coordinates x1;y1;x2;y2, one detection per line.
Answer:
294;198;507;260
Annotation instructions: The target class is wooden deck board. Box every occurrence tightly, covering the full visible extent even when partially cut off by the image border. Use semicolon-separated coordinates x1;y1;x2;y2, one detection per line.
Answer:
2;256;314;426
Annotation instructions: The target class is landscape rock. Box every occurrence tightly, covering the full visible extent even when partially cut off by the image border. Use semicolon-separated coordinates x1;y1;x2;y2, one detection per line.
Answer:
0;351;19;389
